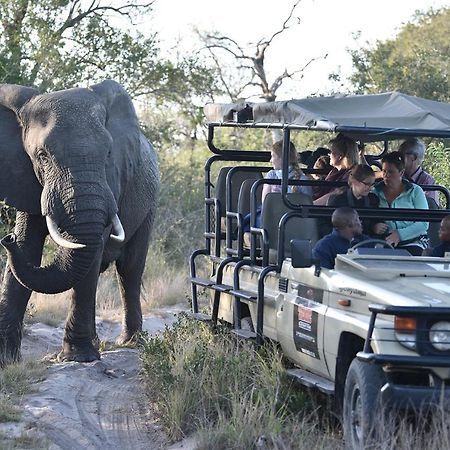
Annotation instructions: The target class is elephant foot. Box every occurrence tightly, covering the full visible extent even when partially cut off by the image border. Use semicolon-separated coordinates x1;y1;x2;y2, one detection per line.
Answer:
58;341;100;363
116;330;141;347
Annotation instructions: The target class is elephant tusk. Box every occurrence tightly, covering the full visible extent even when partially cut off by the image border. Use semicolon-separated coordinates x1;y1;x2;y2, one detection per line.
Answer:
110;214;125;243
46;216;86;249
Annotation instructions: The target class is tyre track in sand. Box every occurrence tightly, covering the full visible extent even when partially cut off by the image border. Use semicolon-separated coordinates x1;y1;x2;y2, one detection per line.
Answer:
5;309;187;450
22;348;167;450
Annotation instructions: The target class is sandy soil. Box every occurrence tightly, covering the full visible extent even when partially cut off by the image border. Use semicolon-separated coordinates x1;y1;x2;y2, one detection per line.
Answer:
0;305;196;450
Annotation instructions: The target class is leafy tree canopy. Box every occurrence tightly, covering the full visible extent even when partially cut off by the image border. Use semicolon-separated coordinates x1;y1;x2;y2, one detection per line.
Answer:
350;7;450;101
0;0;218;101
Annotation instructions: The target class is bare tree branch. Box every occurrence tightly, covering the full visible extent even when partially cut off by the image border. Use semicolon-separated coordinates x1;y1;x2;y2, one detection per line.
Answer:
57;0;155;36
267;54;328;100
196;0;323;102
254;0;302;49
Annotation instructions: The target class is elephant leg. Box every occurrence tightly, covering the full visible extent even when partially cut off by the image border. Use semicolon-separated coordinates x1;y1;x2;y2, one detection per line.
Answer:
59;248;103;362
115;213;153;344
0;213;46;366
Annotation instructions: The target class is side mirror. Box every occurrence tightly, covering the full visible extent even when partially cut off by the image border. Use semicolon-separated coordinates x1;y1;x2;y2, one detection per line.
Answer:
290;239;321;276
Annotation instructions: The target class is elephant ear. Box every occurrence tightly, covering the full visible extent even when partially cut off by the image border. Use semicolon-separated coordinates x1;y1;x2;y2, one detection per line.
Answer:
89;80;142;200
89;79;140;140
0;84;42;214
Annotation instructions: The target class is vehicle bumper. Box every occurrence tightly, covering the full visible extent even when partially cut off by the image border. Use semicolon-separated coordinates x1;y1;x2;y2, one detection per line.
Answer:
381;383;450;409
357;351;450;368
357;351;450;409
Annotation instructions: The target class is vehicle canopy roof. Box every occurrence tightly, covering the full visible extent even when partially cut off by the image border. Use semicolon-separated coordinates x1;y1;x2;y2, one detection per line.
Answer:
204;92;450;141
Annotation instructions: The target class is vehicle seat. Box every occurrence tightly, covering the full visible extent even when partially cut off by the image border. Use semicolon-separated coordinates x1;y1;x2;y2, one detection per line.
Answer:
237;178;263;218
261;192;319;263
215;167;262;232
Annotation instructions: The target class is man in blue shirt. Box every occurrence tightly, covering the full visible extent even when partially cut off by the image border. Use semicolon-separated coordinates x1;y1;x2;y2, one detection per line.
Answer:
431;215;450;257
313;207;368;269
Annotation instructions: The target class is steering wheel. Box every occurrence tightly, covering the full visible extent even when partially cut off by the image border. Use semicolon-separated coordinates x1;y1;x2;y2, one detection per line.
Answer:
350;238;394;251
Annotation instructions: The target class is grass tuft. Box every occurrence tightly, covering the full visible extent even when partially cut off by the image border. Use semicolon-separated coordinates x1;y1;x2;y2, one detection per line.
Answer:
0;361;47;424
139;313;332;447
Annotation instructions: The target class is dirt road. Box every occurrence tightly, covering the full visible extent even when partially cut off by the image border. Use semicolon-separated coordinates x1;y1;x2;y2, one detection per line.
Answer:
1;307;194;450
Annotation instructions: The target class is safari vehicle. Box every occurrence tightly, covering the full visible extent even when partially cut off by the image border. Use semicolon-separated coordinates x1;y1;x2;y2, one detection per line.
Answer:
189;92;450;448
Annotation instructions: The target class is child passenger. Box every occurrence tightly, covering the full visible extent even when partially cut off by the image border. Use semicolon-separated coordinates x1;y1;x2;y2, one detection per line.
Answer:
243;140;311;231
431;215;450;257
262;140;312;202
313;207;369;269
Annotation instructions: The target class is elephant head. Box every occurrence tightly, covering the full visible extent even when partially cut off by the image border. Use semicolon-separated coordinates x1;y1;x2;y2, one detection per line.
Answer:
0;80;129;294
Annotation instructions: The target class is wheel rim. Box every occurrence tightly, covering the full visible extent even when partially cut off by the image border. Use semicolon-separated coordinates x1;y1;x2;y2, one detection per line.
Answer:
350;385;363;444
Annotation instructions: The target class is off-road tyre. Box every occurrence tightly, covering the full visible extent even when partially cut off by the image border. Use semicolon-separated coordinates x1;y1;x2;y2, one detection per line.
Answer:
343;359;387;449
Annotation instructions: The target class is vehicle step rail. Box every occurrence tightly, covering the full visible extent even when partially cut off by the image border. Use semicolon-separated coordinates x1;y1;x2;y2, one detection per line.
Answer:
229;288;257;302
191;276;215;288
231;328;257;340
191;277;233;293
190;312;212;322
287;368;335;395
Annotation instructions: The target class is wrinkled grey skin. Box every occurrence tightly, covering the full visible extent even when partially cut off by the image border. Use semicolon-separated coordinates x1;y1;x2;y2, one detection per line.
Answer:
0;80;159;365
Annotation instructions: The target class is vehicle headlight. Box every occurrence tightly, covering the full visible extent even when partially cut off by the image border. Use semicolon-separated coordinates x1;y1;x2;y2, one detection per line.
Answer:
429;321;450;351
394;316;417;350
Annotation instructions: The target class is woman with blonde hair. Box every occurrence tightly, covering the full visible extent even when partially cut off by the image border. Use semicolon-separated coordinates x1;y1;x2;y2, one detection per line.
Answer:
262;140;312;201
243;140;311;232
313;133;360;205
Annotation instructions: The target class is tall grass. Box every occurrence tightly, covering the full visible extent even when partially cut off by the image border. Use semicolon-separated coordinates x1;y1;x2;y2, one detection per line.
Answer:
0;361;46;423
140;314;450;449
0;360;48;449
139;314;340;449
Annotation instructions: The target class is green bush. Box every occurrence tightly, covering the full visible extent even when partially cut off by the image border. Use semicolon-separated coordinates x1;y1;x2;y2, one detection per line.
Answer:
424;142;450;198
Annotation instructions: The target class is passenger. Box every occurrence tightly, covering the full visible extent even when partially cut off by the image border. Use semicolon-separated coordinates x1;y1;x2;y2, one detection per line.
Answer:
306;146;330;168
299;150;313;167
310;155;332;181
398;138;440;206
373;151;429;256
320;164;382;236
430;215;450;257
243;140;311;232
262;140;312;202
313;133;360;205
313;207;369;269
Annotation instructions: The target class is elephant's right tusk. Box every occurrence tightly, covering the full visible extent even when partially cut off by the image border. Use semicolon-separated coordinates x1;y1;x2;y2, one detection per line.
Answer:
110;214;125;243
46;216;86;249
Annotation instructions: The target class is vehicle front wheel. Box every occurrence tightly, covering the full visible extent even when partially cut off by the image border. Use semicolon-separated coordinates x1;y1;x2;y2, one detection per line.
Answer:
343;359;387;449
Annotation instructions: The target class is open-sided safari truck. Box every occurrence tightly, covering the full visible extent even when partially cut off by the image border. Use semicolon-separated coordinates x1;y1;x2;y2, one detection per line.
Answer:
190;92;450;448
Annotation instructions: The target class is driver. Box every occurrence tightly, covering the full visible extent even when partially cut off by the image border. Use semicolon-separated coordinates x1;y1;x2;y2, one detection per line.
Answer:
313;207;369;269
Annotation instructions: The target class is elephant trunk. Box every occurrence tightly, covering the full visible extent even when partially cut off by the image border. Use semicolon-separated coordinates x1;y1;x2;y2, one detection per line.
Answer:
1;215;106;295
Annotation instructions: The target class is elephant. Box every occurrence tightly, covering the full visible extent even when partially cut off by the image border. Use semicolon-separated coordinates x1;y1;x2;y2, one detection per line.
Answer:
0;80;159;365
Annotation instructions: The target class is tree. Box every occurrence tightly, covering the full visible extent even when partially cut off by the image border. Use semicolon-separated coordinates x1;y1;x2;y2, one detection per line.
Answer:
349;7;450;101
0;0;217;100
196;0;326;103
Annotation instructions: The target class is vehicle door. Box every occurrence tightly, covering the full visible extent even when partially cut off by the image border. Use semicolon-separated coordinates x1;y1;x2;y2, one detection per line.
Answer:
276;269;330;378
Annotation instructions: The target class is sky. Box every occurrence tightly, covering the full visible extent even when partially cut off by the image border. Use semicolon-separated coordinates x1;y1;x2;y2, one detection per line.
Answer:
146;0;449;101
